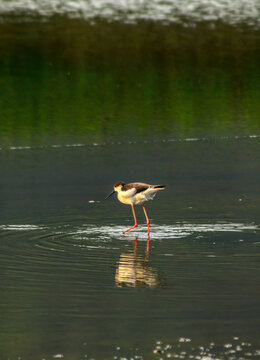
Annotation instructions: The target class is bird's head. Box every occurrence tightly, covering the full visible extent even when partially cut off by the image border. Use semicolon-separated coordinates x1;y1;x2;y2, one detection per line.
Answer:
113;181;125;192
105;181;125;200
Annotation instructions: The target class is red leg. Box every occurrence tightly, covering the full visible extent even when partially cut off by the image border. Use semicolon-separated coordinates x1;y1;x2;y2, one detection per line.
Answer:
123;204;138;234
142;204;150;235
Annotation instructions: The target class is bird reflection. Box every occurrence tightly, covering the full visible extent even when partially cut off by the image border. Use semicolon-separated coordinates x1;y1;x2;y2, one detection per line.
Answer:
115;237;162;288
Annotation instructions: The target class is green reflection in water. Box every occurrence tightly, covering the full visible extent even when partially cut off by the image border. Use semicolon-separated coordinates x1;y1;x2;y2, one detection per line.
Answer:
0;19;259;147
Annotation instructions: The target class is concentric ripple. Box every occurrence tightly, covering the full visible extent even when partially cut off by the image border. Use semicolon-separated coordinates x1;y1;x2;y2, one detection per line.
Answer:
0;221;258;271
0;220;260;359
0;221;258;242
70;222;259;241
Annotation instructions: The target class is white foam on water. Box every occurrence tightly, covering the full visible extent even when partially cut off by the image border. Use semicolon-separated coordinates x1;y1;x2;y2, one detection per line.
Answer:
152;338;260;360
0;224;44;231
0;222;258;240
0;0;259;27
65;143;85;147
1;134;259;152
9;146;32;150
73;222;258;240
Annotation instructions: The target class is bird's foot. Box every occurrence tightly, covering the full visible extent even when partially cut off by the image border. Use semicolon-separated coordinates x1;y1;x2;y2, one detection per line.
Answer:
122;224;138;234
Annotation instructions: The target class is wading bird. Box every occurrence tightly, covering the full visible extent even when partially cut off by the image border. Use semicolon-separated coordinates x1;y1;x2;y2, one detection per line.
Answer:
105;181;166;235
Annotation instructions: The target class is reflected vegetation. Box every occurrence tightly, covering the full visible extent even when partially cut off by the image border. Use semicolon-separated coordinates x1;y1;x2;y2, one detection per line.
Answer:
0;20;259;147
115;238;163;288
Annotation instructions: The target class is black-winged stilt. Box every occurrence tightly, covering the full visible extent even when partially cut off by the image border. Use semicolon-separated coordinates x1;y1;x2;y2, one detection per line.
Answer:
105;181;166;235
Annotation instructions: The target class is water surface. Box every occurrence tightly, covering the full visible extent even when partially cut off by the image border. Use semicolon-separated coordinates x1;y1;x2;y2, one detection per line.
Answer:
1;137;260;359
0;12;260;360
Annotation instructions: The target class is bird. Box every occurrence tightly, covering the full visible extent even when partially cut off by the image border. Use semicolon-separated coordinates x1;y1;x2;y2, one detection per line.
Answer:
105;181;166;235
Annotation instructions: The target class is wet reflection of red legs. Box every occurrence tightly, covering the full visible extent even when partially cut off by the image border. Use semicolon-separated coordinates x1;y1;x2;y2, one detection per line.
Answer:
131;237;149;256
146;236;150;254
133;238;138;257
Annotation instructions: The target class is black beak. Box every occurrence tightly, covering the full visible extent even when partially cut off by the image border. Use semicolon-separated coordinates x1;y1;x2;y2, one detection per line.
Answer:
105;190;115;200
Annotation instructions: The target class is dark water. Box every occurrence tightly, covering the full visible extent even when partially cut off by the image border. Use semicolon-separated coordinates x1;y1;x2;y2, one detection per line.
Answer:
0;16;260;360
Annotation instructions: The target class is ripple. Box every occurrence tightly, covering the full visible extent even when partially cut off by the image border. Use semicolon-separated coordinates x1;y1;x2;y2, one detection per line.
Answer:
0;221;258;241
72;222;258;240
0;217;259;360
0;221;258;267
0;220;257;276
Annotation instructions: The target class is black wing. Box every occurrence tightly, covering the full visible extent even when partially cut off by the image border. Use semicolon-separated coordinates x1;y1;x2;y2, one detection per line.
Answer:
122;182;150;194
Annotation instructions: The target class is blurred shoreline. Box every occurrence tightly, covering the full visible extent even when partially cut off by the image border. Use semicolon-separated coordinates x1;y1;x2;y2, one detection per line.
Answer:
0;0;259;28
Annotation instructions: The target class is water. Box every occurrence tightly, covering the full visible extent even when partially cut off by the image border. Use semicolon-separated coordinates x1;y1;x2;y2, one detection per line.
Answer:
1;138;260;359
1;218;260;359
0;0;260;26
0;7;260;360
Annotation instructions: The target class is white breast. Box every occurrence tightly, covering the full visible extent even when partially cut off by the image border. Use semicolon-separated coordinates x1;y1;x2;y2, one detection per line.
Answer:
117;190;134;204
